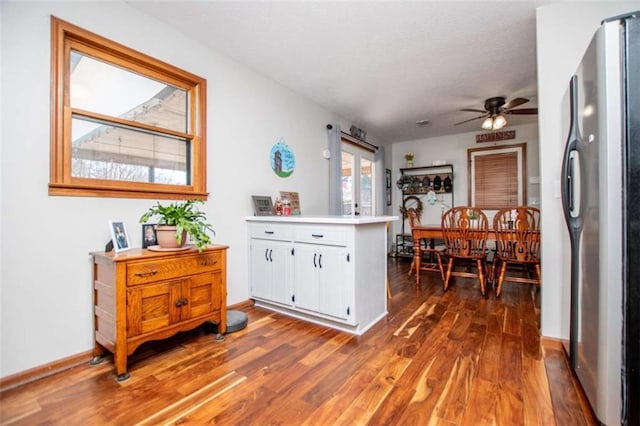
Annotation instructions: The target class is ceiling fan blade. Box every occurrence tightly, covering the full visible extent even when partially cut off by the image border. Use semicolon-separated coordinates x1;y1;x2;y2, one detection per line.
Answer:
454;114;487;125
502;97;529;110
460;108;487;113
508;108;538;115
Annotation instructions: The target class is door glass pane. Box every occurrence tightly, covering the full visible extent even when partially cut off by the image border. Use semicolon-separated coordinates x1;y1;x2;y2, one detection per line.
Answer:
70;51;188;133
341;152;354;215
360;158;373;215
71;117;189;185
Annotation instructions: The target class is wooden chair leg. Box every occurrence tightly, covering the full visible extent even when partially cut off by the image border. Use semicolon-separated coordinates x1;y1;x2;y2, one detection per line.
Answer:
436;252;445;281
443;258;454;291
476;259;486;296
496;261;508;297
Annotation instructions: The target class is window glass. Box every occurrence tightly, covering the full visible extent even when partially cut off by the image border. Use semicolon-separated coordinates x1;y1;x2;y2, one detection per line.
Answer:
71;118;189;184
70;52;188;133
341;151;354;215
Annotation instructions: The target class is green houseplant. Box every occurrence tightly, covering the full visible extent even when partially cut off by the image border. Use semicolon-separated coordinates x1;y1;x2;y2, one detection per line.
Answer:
140;199;215;251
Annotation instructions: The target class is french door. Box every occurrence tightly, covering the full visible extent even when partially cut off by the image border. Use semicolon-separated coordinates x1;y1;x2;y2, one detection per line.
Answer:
341;144;375;216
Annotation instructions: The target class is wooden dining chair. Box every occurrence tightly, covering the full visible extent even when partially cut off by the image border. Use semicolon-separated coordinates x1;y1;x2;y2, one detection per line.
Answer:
407;208;445;284
441;206;489;295
492;206;541;297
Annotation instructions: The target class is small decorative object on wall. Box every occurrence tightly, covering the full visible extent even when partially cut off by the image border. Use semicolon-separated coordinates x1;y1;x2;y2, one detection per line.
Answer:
142;223;157;248
270;139;296;177
349;125;367;141
280;191;301;215
405;152;414;168
475;130;516;143
386;169;392;206
109;220;130;253
399;195;423;219
252;195;274;216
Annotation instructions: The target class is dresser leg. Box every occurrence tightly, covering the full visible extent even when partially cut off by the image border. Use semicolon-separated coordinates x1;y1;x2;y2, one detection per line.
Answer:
89;355;104;366
215;333;225;341
116;372;130;382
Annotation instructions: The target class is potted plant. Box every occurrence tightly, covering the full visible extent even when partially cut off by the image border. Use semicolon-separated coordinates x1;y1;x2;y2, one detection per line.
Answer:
140;199;215;251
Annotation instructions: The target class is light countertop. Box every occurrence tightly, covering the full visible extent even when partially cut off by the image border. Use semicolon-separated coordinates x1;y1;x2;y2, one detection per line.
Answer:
245;215;399;225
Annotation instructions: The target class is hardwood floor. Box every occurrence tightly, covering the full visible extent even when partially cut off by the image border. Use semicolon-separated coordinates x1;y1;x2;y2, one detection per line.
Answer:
0;257;597;425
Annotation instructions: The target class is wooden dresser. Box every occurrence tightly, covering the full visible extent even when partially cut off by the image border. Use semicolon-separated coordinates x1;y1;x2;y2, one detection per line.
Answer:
90;245;228;381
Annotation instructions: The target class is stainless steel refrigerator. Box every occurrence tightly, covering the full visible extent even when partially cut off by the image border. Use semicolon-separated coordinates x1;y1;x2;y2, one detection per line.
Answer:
561;11;639;425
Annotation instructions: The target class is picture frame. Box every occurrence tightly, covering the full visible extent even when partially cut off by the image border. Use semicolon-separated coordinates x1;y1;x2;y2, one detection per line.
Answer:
142;223;157;248
386;168;392;206
252;195;274;216
280;191;301;215
109;220;130;253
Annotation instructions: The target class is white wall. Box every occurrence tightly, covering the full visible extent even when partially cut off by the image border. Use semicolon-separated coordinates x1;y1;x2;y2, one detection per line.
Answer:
536;1;639;339
389;123;539;238
0;1;361;377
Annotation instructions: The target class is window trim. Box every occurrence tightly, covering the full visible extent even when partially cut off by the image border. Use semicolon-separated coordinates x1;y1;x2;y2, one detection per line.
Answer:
49;16;208;199
467;143;527;209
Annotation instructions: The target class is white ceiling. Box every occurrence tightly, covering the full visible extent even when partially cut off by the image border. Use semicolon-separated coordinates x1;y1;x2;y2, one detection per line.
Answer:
128;0;556;144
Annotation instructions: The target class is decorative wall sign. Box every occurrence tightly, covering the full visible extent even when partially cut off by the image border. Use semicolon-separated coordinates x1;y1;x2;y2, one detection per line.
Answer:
476;130;516;143
270;140;295;177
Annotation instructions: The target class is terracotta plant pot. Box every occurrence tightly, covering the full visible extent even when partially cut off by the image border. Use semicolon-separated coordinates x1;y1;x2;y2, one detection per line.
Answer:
155;225;187;249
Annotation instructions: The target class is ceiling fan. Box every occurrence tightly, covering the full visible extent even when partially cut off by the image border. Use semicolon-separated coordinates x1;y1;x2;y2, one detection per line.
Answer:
455;96;538;130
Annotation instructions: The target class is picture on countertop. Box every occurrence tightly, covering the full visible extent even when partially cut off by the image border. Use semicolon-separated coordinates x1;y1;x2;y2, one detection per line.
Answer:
280;191;301;215
109;220;130;253
252;195;275;216
142;223;157;248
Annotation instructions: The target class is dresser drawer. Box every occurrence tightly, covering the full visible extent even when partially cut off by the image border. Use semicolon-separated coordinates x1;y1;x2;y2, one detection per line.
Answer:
126;251;222;286
249;223;293;241
294;227;347;246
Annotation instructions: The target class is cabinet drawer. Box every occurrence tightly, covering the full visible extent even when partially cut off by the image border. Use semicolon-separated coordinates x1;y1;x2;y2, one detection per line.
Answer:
294;227;347;246
127;252;221;286
250;223;292;241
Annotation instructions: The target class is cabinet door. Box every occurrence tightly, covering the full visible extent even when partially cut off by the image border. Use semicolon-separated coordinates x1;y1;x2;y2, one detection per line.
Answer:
250;239;292;306
317;247;351;320
127;280;182;336
249;239;272;301
293;244;320;312
182;272;220;319
293;245;351;320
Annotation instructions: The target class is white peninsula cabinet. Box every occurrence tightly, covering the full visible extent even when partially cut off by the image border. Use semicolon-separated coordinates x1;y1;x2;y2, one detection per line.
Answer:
247;215;397;335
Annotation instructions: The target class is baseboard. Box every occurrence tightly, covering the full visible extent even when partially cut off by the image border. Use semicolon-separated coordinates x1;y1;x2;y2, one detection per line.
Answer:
228;299;255;310
0;350;94;393
0;301;256;392
540;336;564;351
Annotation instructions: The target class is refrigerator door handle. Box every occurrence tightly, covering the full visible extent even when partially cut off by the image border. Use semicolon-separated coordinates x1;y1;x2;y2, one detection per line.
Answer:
561;75;584;234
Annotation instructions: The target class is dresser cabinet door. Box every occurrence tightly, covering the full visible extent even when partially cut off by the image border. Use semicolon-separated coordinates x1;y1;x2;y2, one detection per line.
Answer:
183;271;221;319
127;272;218;336
127;280;183;336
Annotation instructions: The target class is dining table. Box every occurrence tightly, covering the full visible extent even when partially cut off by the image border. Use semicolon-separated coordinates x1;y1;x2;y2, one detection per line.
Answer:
411;225;497;287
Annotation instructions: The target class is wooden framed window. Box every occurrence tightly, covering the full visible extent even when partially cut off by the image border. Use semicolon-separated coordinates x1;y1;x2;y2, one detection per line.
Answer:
468;143;527;209
49;16;207;199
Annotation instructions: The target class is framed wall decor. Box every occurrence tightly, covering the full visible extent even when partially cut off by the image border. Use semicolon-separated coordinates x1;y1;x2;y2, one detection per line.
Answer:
252;195;274;216
142;223;157;248
109;220;130;252
386;168;392;206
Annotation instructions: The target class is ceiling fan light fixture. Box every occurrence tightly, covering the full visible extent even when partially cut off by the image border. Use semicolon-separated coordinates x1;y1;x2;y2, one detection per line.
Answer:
493;114;508;129
481;117;494;130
